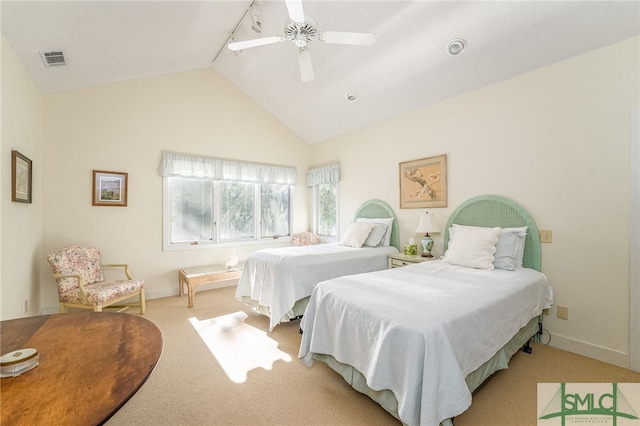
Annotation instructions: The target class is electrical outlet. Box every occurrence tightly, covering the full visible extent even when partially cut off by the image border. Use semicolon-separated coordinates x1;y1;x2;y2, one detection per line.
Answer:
543;308;550;316
539;230;553;243
557;305;569;320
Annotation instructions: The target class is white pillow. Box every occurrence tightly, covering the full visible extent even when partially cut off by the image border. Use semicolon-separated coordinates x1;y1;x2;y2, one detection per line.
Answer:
493;227;527;271
339;222;375;248
356;217;394;246
442;225;501;270
363;223;388;247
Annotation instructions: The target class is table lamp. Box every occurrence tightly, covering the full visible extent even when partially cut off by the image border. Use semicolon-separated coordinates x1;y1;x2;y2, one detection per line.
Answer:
415;212;440;257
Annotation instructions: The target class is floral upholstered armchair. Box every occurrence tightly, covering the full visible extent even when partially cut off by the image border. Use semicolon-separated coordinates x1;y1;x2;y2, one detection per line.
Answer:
47;245;146;314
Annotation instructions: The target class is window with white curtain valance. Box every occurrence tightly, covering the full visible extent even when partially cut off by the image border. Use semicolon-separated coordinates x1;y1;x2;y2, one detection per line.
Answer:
306;163;340;186
158;152;297;185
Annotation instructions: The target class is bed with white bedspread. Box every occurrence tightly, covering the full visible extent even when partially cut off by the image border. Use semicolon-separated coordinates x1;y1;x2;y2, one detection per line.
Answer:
235;199;400;330
298;195;553;426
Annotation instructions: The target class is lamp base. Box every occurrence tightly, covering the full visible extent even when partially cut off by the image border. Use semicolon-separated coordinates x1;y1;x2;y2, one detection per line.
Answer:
421;235;434;258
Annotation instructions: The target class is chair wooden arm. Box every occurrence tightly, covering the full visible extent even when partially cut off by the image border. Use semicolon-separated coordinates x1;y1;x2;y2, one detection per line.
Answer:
101;264;134;280
51;273;88;303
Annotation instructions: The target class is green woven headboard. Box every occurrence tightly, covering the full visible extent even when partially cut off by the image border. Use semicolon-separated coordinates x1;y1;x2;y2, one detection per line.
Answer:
353;199;400;251
444;195;541;271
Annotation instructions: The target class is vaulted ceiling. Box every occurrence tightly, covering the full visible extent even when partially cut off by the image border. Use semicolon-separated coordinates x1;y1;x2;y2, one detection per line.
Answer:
2;1;639;144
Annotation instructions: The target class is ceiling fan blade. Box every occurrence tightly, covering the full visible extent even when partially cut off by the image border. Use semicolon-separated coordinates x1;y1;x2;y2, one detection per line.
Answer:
228;36;285;52
297;47;314;82
320;31;376;46
285;0;305;23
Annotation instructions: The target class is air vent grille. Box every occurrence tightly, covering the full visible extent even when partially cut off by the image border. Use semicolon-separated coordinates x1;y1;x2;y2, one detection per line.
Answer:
39;51;68;68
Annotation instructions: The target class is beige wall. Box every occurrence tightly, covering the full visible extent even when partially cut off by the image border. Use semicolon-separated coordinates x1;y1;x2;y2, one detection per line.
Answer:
311;36;640;367
1;37;44;320
39;68;312;305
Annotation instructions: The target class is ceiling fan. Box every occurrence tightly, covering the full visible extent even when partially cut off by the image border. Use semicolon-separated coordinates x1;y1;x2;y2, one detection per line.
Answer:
227;0;376;82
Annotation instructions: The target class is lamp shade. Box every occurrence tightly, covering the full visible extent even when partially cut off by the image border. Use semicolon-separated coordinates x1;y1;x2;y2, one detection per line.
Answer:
415;212;440;234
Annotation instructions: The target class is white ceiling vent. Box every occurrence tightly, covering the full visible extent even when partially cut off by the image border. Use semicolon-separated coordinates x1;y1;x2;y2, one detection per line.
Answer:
39;50;68;68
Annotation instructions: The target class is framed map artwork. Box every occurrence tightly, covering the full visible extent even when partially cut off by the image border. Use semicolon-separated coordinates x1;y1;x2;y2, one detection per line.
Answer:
399;154;447;209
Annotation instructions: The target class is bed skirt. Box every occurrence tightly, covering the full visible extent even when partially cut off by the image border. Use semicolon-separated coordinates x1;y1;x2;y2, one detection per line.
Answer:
310;315;541;426
240;296;309;325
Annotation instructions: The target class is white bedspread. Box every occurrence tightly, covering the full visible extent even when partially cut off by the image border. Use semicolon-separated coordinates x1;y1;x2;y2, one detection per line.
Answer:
235;243;398;330
299;261;553;426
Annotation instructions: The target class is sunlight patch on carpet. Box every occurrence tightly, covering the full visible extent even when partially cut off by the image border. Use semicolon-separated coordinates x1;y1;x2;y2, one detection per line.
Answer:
189;311;292;383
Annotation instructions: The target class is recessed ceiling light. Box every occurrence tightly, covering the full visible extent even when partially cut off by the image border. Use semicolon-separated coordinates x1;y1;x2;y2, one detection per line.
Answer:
446;39;466;56
345;92;358;102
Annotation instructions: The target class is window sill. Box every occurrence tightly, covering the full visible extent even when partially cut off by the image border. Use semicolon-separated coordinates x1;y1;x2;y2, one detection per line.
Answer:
163;237;292;252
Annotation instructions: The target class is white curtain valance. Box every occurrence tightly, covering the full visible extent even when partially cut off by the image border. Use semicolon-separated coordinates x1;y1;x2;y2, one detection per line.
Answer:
158;152;297;185
306;163;340;187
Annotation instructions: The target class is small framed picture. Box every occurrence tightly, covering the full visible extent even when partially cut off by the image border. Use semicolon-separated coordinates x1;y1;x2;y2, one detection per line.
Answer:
92;170;128;207
12;150;32;204
399;154;447;209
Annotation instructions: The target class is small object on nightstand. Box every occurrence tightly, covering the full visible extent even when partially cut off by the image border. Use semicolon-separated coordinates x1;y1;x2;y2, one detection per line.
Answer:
415;211;440;257
404;238;418;255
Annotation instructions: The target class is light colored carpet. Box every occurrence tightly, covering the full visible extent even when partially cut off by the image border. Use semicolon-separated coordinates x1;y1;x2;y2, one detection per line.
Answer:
106;286;639;426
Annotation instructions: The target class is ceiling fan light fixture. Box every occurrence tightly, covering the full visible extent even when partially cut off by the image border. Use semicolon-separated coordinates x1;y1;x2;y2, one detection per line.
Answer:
250;4;262;33
223;0;376;82
447;39;466;56
229;37;242;55
345;92;358;102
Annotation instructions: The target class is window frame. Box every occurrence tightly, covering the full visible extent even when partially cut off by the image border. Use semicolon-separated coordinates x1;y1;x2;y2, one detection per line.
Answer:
162;177;293;251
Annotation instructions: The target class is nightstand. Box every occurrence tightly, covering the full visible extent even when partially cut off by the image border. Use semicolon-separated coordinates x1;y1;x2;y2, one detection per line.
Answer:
388;253;438;268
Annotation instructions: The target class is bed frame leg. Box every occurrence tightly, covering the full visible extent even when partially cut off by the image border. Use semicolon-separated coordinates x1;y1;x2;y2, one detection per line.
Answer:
523;339;533;354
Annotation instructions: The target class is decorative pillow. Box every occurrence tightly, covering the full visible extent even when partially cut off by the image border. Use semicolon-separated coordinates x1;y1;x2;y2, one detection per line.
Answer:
356;217;394;246
493;227;527;270
442;225;501;270
513;228;528;269
363;223;388;247
339;222;375;248
291;232;321;246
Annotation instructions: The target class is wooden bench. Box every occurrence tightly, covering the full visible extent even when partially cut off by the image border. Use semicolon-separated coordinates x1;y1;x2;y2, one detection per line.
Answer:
178;262;245;308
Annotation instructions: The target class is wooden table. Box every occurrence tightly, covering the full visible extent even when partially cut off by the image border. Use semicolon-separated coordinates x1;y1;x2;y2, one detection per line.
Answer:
1;312;163;426
178;262;245;308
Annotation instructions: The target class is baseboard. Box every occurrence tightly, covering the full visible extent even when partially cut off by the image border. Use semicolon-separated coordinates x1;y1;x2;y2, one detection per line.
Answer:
548;332;630;370
41;282;237;315
146;281;236;301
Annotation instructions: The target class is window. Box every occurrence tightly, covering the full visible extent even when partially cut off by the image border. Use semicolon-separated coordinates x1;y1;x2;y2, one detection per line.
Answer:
261;183;290;237
306;163;340;241
168;177;213;243
316;183;338;238
219;181;255;241
159;152;297;250
165;177;292;248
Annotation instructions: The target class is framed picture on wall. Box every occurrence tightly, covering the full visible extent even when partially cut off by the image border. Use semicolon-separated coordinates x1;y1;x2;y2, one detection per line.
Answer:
12;150;32;204
399;154;447;208
92;170;128;207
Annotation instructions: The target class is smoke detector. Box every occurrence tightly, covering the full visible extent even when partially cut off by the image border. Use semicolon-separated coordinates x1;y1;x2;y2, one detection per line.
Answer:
39;50;68;68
